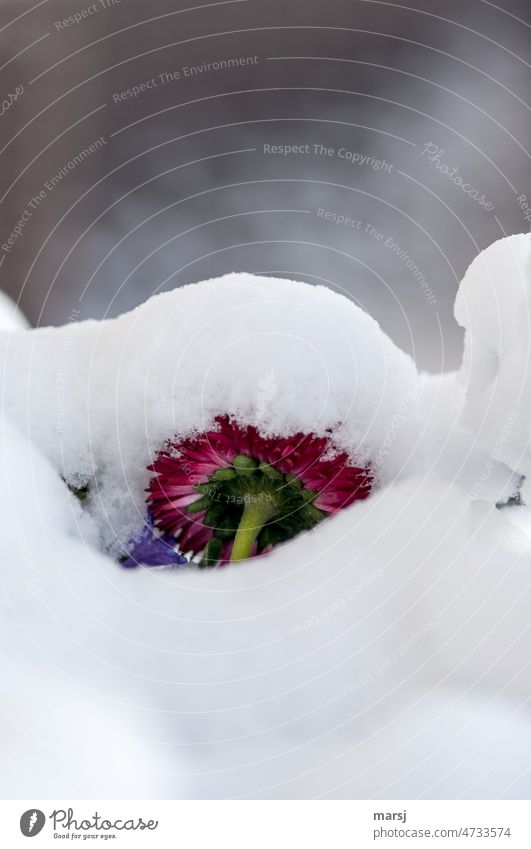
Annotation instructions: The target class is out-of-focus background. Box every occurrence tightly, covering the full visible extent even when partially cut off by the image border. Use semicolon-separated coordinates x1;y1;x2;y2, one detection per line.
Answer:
1;0;529;371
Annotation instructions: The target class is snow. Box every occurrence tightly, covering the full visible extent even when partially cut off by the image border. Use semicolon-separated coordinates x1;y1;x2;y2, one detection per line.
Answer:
0;289;29;331
1;245;531;798
413;369;521;508
0;412;179;797
455;233;531;478
2;410;530;797
0;273;419;553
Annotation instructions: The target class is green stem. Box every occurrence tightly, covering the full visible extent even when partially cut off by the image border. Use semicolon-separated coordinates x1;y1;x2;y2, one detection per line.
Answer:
230;498;277;562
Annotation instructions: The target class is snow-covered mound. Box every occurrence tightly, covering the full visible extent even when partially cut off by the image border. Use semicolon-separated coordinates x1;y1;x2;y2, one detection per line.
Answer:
2;407;530;798
2;243;531;799
0;412;179;797
0;274;419;553
455;233;531;478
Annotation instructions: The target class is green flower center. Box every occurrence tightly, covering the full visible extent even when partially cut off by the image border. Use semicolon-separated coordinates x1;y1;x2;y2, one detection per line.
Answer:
187;455;325;565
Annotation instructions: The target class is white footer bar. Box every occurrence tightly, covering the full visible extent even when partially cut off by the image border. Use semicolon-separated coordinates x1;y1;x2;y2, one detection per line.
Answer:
3;800;530;847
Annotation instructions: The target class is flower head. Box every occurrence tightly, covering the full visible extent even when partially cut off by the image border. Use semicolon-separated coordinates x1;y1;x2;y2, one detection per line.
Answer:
147;416;372;566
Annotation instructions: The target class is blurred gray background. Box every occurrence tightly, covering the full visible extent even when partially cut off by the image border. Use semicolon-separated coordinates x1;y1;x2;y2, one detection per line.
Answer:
0;0;529;370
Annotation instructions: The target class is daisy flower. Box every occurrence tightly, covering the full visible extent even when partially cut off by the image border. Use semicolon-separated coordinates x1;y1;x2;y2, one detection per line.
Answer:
147;416;372;566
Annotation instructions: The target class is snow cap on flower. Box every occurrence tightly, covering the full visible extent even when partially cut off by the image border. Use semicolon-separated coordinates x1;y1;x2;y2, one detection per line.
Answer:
0;273;419;555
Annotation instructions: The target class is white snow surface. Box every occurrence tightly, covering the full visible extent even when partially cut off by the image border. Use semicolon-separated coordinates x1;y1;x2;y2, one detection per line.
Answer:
2;410;531;798
0;273;419;552
0;289;29;331
455;233;531;477
1;252;531;798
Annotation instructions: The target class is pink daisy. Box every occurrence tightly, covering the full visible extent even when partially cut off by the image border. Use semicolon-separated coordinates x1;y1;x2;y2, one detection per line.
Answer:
147;416;372;566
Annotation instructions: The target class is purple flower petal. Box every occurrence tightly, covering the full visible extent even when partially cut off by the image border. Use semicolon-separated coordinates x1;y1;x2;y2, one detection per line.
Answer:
120;523;187;568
